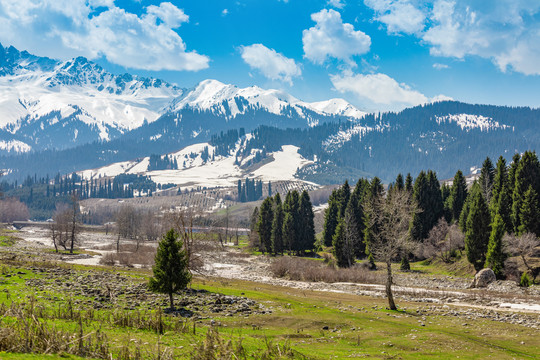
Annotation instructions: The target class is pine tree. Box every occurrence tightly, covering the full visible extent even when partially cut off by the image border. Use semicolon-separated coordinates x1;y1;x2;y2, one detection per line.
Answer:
338;180;351;218
465;191;491;272
512;151;540;233
363;177;384;257
405;173;413;192
459;182;480;233
448;170;468;223
395;173;404;191
149;229;191;310
322;195;339;247
283;190;300;253
478;156;495;203
517;185;540;236
485;214;507;279
333;218;354;268
271;201;284;255
299;190;316;253
257;197;274;254
490;156;510;229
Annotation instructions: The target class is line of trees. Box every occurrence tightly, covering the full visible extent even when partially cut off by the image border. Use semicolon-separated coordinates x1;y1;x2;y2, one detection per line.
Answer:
322;150;540;283
254;190;316;255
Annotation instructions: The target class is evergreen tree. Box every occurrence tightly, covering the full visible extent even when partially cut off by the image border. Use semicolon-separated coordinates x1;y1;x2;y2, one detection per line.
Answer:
517;185;540;236
299;190;316;253
448;170;468;223
149;229;191;309
485;214;507;279
363;177;384;256
508;153;521;201
410;170;444;241
478;156;495;204
512;151;540;233
257;197;274;254
333;218;354;268
322;193;339;247
465;191;491;271
395;173;404;191
459;182;480;233
490;156;510;229
338;180;351;218
271;201;284;255
283;190;300;253
405;173;413;192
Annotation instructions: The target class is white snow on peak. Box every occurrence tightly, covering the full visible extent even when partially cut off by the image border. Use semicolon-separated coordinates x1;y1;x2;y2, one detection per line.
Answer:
169;79;365;120
435;114;510;132
0;139;31;153
308;98;366;119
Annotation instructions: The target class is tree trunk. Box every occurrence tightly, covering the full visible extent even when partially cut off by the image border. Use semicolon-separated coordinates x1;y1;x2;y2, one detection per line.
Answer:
386;261;397;310
169;292;174;310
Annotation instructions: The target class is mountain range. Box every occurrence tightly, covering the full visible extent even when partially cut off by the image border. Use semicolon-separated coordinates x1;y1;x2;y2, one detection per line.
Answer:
1;44;540;185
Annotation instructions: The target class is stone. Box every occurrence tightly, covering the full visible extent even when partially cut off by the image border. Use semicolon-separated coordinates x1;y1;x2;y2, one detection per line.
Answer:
472;268;496;288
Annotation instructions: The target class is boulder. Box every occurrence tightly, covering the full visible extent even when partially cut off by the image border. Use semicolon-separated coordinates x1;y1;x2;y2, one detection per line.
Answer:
472;268;496;288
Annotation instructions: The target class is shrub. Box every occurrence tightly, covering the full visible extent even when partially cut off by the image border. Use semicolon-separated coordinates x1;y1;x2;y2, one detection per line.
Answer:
520;272;531;287
400;257;410;271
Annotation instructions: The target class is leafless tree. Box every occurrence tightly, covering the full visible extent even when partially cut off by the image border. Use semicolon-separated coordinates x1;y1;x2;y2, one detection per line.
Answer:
140;210;162;242
364;189;418;310
115;205;141;252
423;219;465;263
50;197;80;254
505;232;540;282
0;198;30;222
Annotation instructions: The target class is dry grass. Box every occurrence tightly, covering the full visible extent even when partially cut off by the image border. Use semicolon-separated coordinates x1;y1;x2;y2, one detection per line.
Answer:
270;257;383;284
98;244;157;268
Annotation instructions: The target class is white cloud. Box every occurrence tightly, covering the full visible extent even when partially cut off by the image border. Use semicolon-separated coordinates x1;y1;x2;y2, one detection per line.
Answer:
433;63;449;70
222;9;229;16
330;71;430;110
302;9;371;67
239;44;301;85
364;0;425;34
0;1;209;71
327;0;346;9
365;0;540;76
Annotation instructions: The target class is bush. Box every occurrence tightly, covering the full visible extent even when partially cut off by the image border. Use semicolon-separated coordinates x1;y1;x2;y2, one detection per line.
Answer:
520;272;531;287
270;257;382;284
400;257;410;271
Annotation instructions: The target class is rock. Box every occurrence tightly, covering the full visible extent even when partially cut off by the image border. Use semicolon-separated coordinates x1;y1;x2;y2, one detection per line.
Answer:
472;269;496;288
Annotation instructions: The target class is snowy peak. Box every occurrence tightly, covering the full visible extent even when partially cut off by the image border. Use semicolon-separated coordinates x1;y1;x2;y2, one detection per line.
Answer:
168;79;365;121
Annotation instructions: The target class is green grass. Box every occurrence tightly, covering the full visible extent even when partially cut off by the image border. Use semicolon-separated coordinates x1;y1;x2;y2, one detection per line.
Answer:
0;258;538;359
0;235;16;246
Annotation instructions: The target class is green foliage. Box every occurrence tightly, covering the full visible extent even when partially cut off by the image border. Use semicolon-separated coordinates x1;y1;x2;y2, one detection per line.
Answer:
478;156;495;202
298;190;316;253
448;170;468;223
511;151;540;233
485;214;507;279
459;182;481;233
332;218;353;268
400;256;410;271
257;197;274;254
517;185;540;236
464;191;491;271
149;229;191;309
410;170;444;241
322;196;339;247
271;202;284;255
520;272;531;287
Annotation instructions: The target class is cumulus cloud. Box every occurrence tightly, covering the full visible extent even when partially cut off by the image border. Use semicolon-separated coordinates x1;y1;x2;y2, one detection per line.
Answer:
240;44;301;85
365;0;540;76
0;1;210;71
302;9;371;67
364;0;425;34
330;71;438;110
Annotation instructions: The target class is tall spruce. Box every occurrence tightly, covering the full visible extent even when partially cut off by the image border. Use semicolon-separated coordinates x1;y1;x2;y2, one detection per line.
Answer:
283;190;300;253
511;151;540;233
478;157;495;204
333;215;354;268
405;173;413;192
490;156;511;229
485;214;507;279
448;170;468;223
508;153;521;202
149;229;191;309
363;177;384;256
465;190;491;271
299;190;316;253
517;185;540;236
338;180;351;218
410;170;444;241
459;182;480;233
322;190;340;247
271;201;284;255
257;197;274;254
395;173;404;191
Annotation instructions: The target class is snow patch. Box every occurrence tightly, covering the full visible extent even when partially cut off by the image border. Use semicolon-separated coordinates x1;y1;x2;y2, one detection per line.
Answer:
435;114;510;132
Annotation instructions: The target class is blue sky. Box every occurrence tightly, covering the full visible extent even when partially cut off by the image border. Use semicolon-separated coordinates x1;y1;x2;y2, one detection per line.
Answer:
1;0;539;112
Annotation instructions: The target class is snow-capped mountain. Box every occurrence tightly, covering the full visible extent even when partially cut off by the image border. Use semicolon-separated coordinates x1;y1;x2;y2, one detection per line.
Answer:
0;43;183;152
167;79;365;124
0;44;365;154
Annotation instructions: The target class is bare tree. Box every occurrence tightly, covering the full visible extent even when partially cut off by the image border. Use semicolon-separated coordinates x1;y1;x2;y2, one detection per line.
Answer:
505;232;540;282
50;199;80;254
0;198;30;222
115;205;141;252
423;219;465;263
364;189;418;310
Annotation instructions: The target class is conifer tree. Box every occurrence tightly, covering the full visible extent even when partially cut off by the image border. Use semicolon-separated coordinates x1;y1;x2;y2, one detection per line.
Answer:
282;212;294;254
283;190;300;253
395;173;404;191
485;214;507;279
149;229;191;309
257;197;274;254
490;156;510;228
338;180;351;218
478;156;495;203
299;190;316;253
508;153;521;201
517;185;540;236
448;170;468;223
363;177;384;256
271;201;284;255
465;190;491;271
405;173;413;192
333;217;354;268
459;182;480;233
512;151;540;233
322;194;339;247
